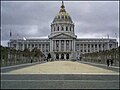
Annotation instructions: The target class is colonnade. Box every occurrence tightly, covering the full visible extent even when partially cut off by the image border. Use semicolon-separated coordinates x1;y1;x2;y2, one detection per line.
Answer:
51;39;74;52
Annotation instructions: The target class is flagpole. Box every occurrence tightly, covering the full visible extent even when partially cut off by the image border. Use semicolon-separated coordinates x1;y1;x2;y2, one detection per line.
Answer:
17;33;19;50
115;33;118;47
102;37;103;51
9;30;12;64
107;34;109;50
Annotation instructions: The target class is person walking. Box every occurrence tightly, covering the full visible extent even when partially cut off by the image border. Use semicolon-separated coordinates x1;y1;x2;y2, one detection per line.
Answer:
110;59;113;66
31;59;32;63
107;59;109;67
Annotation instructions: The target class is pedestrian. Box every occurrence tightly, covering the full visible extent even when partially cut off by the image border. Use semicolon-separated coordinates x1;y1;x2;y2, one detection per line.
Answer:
110;59;113;66
107;59;109;67
98;56;101;63
47;57;48;62
31;59;32;63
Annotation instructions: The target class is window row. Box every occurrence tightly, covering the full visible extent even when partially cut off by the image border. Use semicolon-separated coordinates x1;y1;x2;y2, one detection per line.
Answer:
52;26;73;31
57;15;71;20
77;44;107;48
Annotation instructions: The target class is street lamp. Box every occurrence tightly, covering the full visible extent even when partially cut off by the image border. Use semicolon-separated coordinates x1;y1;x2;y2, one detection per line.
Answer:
23;37;26;63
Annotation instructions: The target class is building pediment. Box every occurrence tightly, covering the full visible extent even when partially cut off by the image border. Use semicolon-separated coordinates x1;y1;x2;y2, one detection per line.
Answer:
49;33;77;39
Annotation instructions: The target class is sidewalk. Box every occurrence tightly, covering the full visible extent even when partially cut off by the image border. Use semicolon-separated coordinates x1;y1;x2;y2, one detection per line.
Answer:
78;61;119;72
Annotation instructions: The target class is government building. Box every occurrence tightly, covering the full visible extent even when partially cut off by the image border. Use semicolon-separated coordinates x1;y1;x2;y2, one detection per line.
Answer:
8;2;118;60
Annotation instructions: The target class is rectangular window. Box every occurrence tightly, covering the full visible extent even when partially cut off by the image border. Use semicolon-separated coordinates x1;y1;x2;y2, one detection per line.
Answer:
88;44;90;48
99;44;101;48
88;50;90;52
32;44;34;47
92;44;93;48
109;44;112;48
95;44;97;48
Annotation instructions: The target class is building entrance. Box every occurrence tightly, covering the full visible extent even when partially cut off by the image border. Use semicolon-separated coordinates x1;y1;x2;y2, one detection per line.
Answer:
61;53;64;59
66;53;69;60
56;53;59;59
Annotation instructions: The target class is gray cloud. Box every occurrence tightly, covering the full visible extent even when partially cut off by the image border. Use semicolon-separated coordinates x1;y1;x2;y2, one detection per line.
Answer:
1;1;119;46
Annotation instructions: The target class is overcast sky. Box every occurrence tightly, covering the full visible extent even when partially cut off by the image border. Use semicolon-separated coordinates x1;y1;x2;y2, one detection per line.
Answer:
1;1;119;46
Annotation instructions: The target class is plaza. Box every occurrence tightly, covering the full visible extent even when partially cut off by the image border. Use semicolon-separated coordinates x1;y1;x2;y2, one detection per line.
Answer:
1;61;119;89
2;61;118;74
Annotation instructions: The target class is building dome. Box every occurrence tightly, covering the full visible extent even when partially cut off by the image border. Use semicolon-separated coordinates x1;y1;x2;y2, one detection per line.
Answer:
53;2;73;23
50;1;75;37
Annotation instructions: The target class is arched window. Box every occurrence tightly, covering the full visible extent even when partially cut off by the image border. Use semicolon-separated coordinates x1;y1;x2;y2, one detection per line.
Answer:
70;26;71;31
54;27;55;31
65;16;67;19
58;16;60;19
66;26;68;31
61;15;64;19
62;26;64;31
57;26;59;31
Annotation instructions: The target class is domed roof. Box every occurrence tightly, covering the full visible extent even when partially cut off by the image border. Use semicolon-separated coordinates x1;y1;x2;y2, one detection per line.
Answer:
53;2;73;23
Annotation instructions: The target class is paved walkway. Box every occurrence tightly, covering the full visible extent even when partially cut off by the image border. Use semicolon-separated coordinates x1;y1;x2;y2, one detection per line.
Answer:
1;61;119;89
2;61;118;74
78;61;119;72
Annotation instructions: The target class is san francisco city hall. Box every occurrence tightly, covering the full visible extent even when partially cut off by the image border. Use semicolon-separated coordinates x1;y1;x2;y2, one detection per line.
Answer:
8;2;118;60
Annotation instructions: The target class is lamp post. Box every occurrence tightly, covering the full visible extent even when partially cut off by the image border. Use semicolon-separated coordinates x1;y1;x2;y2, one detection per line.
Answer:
115;33;118;66
23;37;26;63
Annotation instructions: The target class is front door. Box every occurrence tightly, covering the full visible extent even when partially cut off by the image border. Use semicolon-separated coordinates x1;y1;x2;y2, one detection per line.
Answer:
56;53;59;60
61;53;64;59
66;54;69;60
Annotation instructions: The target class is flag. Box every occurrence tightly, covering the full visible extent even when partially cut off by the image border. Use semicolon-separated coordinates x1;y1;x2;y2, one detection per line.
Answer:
115;33;117;38
107;34;109;39
10;31;12;37
17;33;19;39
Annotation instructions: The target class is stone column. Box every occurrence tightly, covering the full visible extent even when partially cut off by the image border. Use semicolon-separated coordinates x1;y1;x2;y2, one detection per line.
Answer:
51;40;53;51
94;44;95;52
58;40;60;51
69;40;70;51
30;43;32;51
97;44;99;52
23;41;25;51
16;41;19;50
83;44;84;54
59;53;61;60
59;40;61;51
71;40;72;51
41;44;42;51
101;43;103;51
45;44;46;53
72;39;74;51
74;39;75;52
64;40;66;51
26;42;28;49
55;40;56;51
64;53;66;60
50;39;52;52
79;44;80;51
90;44;92;53
53;40;54;51
86;44;88;53
107;42;109;50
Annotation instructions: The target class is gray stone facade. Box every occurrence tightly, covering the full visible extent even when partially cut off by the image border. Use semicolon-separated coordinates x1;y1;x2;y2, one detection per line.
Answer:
8;2;118;60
